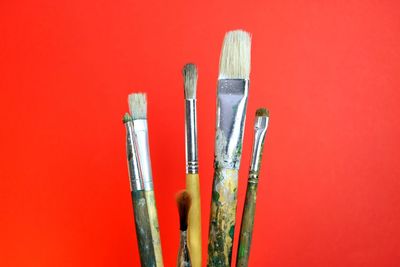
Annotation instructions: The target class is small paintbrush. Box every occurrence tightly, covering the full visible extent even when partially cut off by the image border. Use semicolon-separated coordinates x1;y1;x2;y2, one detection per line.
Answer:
236;108;270;267
123;113;156;267
128;93;164;267
207;30;252;267
176;190;192;267
182;63;201;267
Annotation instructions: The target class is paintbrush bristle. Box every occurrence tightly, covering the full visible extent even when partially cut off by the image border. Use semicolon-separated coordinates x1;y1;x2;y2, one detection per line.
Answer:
218;30;251;80
122;112;132;123
256;108;269;117
176;190;192;231
183;63;198;99
128;93;147;120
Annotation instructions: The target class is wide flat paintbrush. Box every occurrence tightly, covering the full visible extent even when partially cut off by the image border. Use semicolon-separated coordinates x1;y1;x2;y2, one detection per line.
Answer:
123;113;156;267
182;63;201;267
176;190;192;267
128;93;164;267
236;108;269;267
207;30;252;267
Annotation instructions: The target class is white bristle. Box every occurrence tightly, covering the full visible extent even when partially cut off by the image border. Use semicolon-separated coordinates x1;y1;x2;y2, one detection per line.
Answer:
128;93;147;120
218;30;251;79
183;63;198;99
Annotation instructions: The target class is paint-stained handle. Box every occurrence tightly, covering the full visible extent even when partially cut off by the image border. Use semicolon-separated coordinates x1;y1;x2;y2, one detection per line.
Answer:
177;230;191;267
207;168;238;267
132;190;156;267
144;190;164;267
236;176;259;267
186;173;202;267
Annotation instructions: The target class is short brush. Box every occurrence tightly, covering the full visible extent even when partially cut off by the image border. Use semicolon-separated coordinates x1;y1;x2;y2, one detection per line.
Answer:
207;30;252;267
183;63;202;267
236;108;270;267
128;93;164;267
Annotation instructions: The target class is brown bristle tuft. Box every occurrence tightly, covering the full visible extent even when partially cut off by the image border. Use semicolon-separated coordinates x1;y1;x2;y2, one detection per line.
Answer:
256;108;269;117
176;190;192;231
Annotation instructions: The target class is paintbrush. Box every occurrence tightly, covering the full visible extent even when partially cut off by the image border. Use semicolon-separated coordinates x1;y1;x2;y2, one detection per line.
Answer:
123;113;156;267
236;108;269;267
176;190;192;267
182;63;202;267
128;93;164;267
207;30;252;267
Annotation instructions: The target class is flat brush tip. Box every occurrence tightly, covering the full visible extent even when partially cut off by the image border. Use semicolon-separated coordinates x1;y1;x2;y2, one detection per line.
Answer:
176;190;192;231
183;63;198;99
219;29;251;80
128;93;147;120
256;108;269;117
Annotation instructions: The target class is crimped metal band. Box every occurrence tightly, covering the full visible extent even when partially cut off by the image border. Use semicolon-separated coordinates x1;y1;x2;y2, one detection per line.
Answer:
248;172;259;184
125;120;143;191
132;119;154;191
250;115;269;172
214;79;249;169
185;99;199;174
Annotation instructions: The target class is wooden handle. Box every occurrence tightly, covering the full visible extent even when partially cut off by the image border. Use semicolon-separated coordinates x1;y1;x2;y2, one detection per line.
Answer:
144;190;164;267
236;177;258;267
186;173;202;267
207;168;238;267
131;190;156;267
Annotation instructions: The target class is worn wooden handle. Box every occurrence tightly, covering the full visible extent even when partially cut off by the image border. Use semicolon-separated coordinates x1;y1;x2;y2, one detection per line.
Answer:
236;177;258;267
186;173;202;267
144;190;164;267
207;168;238;267
132;190;156;267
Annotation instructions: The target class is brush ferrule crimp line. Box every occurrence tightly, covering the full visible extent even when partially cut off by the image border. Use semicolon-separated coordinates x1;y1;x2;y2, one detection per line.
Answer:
250;115;269;172
125;121;144;191
132;119;154;191
214;79;249;170
185;99;198;174
248;172;259;184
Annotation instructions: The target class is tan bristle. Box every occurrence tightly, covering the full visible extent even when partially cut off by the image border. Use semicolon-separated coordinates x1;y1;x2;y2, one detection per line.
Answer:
183;63;198;99
219;30;251;79
176;190;192;231
256;108;269;117
128;93;147;120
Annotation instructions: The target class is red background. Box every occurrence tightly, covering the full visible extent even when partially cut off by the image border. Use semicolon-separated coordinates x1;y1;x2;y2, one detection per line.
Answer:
1;0;400;266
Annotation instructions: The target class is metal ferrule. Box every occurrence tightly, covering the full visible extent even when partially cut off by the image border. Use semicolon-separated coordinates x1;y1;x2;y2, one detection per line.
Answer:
124;120;144;191
214;79;249;169
249;115;269;174
185;99;198;174
132;119;154;191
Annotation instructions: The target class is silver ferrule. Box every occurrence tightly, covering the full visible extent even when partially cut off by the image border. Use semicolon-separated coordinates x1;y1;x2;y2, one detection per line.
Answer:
124;120;144;191
250;115;269;174
185;99;198;174
132;119;154;191
214;79;249;169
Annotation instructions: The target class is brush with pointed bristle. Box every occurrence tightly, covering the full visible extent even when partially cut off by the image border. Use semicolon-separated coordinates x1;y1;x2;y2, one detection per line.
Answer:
219;30;251;80
176;190;192;231
183;63;198;100
128;93;147;120
237;107;270;267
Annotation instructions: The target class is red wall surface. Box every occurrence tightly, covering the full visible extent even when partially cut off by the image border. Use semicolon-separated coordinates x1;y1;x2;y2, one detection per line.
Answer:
1;0;400;266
